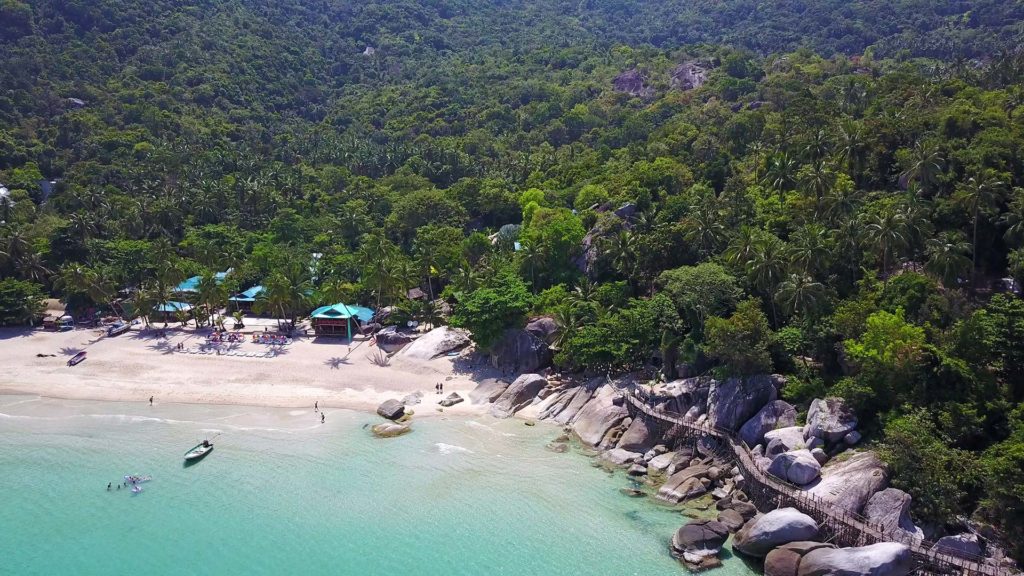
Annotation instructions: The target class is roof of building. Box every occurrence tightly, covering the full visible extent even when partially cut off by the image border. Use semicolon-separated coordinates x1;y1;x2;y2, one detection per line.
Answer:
154;301;193;313
175;269;232;292
229;285;265;302
309;303;374;323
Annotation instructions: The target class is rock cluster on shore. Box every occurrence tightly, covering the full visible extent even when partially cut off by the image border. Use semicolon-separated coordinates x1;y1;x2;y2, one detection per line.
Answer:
465;370;1004;573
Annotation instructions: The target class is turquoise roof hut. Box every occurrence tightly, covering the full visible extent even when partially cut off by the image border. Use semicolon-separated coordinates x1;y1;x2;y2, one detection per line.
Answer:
228;285;264;311
174;269;233;295
309;303;374;340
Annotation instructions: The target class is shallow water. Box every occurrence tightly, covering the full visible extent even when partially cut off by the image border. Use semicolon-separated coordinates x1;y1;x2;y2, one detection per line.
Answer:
0;395;758;576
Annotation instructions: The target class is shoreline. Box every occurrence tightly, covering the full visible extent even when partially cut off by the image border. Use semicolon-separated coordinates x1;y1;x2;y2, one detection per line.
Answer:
0;325;496;418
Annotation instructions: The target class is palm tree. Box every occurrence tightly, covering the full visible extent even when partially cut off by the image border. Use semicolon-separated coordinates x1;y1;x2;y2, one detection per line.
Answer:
681;201;726;257
925;232;972;287
955;171;1006;287
603;229;637;283
900;140;943;197
1000;188;1024;247
724;226;760;269
861;208;909;281
256;273;294;330
195;274;227;327
775;273;827;318
800;160;833;217
0;230;30;268
17;251;51;283
357;235;401;309
804;128;831;164
745;235;788;326
787;225;832;276
837;119;867;184
763;153;798;196
550;304;582;350
518;241;543;293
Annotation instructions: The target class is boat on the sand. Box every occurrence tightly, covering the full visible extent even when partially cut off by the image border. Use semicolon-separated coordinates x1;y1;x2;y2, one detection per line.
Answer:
67;351;87;366
184;440;214;462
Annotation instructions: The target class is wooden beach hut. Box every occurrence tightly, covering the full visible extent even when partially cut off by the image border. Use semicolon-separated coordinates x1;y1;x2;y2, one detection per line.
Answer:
153;301;193;323
309;303;375;339
228;285;264;312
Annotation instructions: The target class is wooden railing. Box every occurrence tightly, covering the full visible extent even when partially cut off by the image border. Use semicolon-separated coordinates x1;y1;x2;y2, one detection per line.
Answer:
623;391;1012;576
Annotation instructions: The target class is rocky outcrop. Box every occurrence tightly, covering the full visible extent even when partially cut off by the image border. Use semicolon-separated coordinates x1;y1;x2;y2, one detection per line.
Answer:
489;329;552;374
648;451;676;472
601;448;642;467
615;416;658;453
862;489;924;542
707;374;780;431
542;385;594;424
931;534;982;559
571;385;628;448
371;422;411;438
438;392;464;407
717;509;746;532
400;327;469;360
469;378;510;404
672;519;731;554
613;68;654;98
489;374;547;418
376;399;406;420
805;397;858;444
657;464;711;503
670;62;708;91
798;542;913;576
375;326;415;353
525;316;559;344
765;426;809;458
740;400;797;447
768;450;822;486
804;451;888;513
733;508;820;557
765;542;836;576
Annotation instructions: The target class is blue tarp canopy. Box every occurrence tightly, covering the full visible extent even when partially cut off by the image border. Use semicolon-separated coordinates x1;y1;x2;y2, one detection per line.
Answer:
175;269;232;293
309;303;374;323
229;285;265;302
153;301;193;313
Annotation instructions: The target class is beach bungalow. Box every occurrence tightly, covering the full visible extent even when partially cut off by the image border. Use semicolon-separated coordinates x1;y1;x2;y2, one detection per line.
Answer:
309;303;375;339
152;301;194;323
228;285;265;312
174;269;233;298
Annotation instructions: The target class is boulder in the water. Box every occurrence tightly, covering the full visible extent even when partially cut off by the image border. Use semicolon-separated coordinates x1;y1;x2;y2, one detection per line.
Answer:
371;422;411;438
376;399;406;421
672;519;731;555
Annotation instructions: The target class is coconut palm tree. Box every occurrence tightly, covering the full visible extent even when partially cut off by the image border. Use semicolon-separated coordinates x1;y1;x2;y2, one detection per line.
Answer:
603;229;637;283
787;225;832;276
681;201;726;257
955;171;1006;287
195;273;227;327
900;140;943;197
775;273;827;318
745;235;788;326
861;207;909;281
518;241;543;293
763;153;798;196
925;232;972;287
836;119;868;184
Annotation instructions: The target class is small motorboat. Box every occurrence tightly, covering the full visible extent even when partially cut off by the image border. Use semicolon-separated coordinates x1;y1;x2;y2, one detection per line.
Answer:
67;351;87;366
123;474;152;484
184;440;214;462
106;321;130;337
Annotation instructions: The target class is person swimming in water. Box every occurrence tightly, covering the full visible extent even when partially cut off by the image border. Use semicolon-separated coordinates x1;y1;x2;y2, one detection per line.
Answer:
107;482;111;491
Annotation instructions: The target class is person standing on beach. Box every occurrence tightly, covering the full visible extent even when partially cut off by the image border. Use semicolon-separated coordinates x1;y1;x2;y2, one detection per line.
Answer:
321;413;325;424
314;401;318;412
149;396;153;406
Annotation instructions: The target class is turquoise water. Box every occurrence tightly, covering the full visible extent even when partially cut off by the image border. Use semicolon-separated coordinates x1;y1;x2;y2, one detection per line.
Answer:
0;395;757;576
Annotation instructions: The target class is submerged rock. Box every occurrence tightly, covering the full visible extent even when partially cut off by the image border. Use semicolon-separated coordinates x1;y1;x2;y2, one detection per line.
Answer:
371;422;411;438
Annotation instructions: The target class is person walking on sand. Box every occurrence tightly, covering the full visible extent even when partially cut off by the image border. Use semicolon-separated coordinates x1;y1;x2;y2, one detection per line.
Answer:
314;401;318;412
321;413;325;424
149;396;153;406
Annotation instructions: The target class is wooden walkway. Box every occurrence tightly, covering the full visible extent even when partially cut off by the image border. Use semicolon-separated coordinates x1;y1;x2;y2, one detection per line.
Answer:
623;392;1011;576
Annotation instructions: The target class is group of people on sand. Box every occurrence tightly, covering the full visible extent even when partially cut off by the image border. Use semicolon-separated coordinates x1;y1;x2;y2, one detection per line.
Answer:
315;401;324;423
435;382;444;394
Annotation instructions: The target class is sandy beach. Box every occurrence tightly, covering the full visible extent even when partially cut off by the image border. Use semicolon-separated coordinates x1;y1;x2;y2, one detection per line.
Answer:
0;322;495;416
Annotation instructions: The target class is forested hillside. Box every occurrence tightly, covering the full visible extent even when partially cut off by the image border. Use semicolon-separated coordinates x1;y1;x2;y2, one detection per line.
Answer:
1;0;1024;556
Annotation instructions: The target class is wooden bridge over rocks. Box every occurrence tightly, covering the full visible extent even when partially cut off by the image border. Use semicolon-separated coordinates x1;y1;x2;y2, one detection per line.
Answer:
623;392;1011;576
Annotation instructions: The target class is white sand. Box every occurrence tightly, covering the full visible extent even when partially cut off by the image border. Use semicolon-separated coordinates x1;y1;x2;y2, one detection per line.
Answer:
0;324;496;416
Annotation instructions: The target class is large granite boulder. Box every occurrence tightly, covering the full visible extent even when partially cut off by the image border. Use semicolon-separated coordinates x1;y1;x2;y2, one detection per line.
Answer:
489;374;547;418
552;385;595;424
805;397;858;444
707;374;780;431
798;542;913;576
375;326;415;353
376;399;406;420
525;316;559;344
765;426;808;458
400;327;469;360
672;519;731;553
804;451;888;513
733;508;820;557
657;464;711;503
717;509;746;532
615;416;658;453
571;385;628;448
768;450;822;486
600;448;642;467
648;451;676;472
489;329;552;374
740;400;798;447
612;68;654;98
862;489;924;542
670;62;708;91
438;392;464;407
931;534;982;559
765;542;837;576
469;378;510;404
